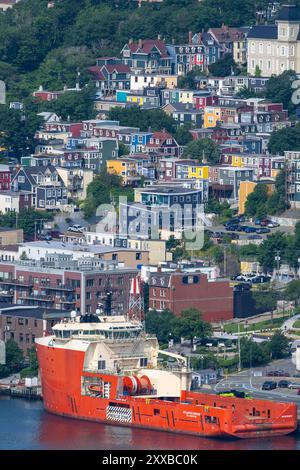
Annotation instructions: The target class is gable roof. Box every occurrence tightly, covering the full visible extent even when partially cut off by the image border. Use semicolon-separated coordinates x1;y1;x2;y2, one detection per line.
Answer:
125;39;170;58
87;66;105;81
209;26;246;43
103;64;131;74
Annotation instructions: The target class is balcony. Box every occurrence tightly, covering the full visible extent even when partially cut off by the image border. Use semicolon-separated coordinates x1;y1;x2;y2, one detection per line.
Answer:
0;279;33;287
18;294;55;303
44;285;75;292
59;297;76;304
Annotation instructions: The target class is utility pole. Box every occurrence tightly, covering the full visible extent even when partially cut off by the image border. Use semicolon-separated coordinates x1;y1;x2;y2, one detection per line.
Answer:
223;245;227;277
238;322;241;372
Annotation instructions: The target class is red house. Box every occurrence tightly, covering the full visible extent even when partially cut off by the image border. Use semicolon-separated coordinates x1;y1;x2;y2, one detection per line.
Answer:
0;165;12;191
149;270;234;323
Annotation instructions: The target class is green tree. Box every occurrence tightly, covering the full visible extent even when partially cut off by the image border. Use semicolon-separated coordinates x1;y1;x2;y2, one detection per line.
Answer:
258;231;287;272
252;290;278;314
183;138;220;164
174;125;193;146
145;309;174;344
284;280;300;306
0;208;53;237
267;332;290;360
267;170;288;215
240;338;269;368
208;54;238;77
265;70;297;114
118;142;130;157
268;124;300;155
0;106;42;158
5;339;24;372
41;85;96;121
108;107;176;134
244;183;268;218
254;65;261;77
171;308;213;347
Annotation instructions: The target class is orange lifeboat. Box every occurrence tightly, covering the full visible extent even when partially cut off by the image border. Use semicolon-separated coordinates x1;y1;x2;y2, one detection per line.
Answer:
88;384;103;394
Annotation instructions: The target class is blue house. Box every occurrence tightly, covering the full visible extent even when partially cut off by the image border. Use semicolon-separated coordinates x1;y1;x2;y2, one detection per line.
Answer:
131;132;153;153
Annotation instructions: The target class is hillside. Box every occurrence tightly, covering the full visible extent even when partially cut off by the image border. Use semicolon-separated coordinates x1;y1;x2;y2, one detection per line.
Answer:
0;0;283;99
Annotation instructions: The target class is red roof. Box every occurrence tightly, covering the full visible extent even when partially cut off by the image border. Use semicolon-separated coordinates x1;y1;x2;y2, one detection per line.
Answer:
87;66;105;81
126;39;169;58
146;131;174;147
209;26;245;43
103;64;131;74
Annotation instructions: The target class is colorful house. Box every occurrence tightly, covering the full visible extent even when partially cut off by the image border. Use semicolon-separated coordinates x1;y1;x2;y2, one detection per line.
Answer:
121;38;172;75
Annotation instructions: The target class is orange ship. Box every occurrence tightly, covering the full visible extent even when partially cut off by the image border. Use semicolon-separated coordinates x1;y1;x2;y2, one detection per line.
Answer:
35;314;297;439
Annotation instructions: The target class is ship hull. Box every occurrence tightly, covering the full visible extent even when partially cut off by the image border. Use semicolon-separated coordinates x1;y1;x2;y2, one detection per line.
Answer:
36;341;298;440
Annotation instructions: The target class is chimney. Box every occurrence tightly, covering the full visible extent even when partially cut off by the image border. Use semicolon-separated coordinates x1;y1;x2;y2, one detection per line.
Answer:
172;38;175;45
157;34;162;40
189;31;193;44
138;39;143;48
129;38;133;45
39;85;43;91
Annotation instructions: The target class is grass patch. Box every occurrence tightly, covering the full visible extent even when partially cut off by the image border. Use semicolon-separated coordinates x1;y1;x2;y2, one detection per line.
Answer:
293;320;300;329
224;317;287;334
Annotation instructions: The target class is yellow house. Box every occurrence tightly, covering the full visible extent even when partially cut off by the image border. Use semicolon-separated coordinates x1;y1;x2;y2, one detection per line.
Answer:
107;159;139;185
204;106;222;128
238;181;257;215
127;95;144;106
178;90;194;104
238;180;275;215
240;261;261;274
187;165;209;179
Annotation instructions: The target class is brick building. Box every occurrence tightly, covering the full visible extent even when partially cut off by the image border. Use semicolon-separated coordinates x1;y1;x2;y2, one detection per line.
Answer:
0;305;66;357
149;270;233;323
0;257;137;316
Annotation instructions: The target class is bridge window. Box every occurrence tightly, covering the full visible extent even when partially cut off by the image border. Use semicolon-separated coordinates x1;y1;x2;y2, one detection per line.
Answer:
98;360;106;370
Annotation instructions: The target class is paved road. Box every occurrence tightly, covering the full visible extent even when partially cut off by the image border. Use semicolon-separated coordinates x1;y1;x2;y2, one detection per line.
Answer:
214;375;300;406
282;314;300;331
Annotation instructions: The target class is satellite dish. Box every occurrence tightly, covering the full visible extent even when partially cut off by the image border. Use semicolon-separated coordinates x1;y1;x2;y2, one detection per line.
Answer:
70;310;77;321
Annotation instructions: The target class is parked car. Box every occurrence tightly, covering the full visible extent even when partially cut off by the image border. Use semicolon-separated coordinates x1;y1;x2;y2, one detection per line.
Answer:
267;371;280;377
38;234;52;241
278;380;291;388
260;219;272;227
293;373;300;378
288;382;300;389
248;234;263;240
244;226;257;233
225;224;240;231
67;225;85;232
234;283;251;291
267;222;280;228
251;275;271;284
238;225;249;232
262;381;277;390
49;230;62;239
256;228;271;234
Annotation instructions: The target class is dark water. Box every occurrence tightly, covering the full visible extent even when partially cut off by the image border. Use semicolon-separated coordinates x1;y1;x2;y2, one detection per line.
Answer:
0;396;299;450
